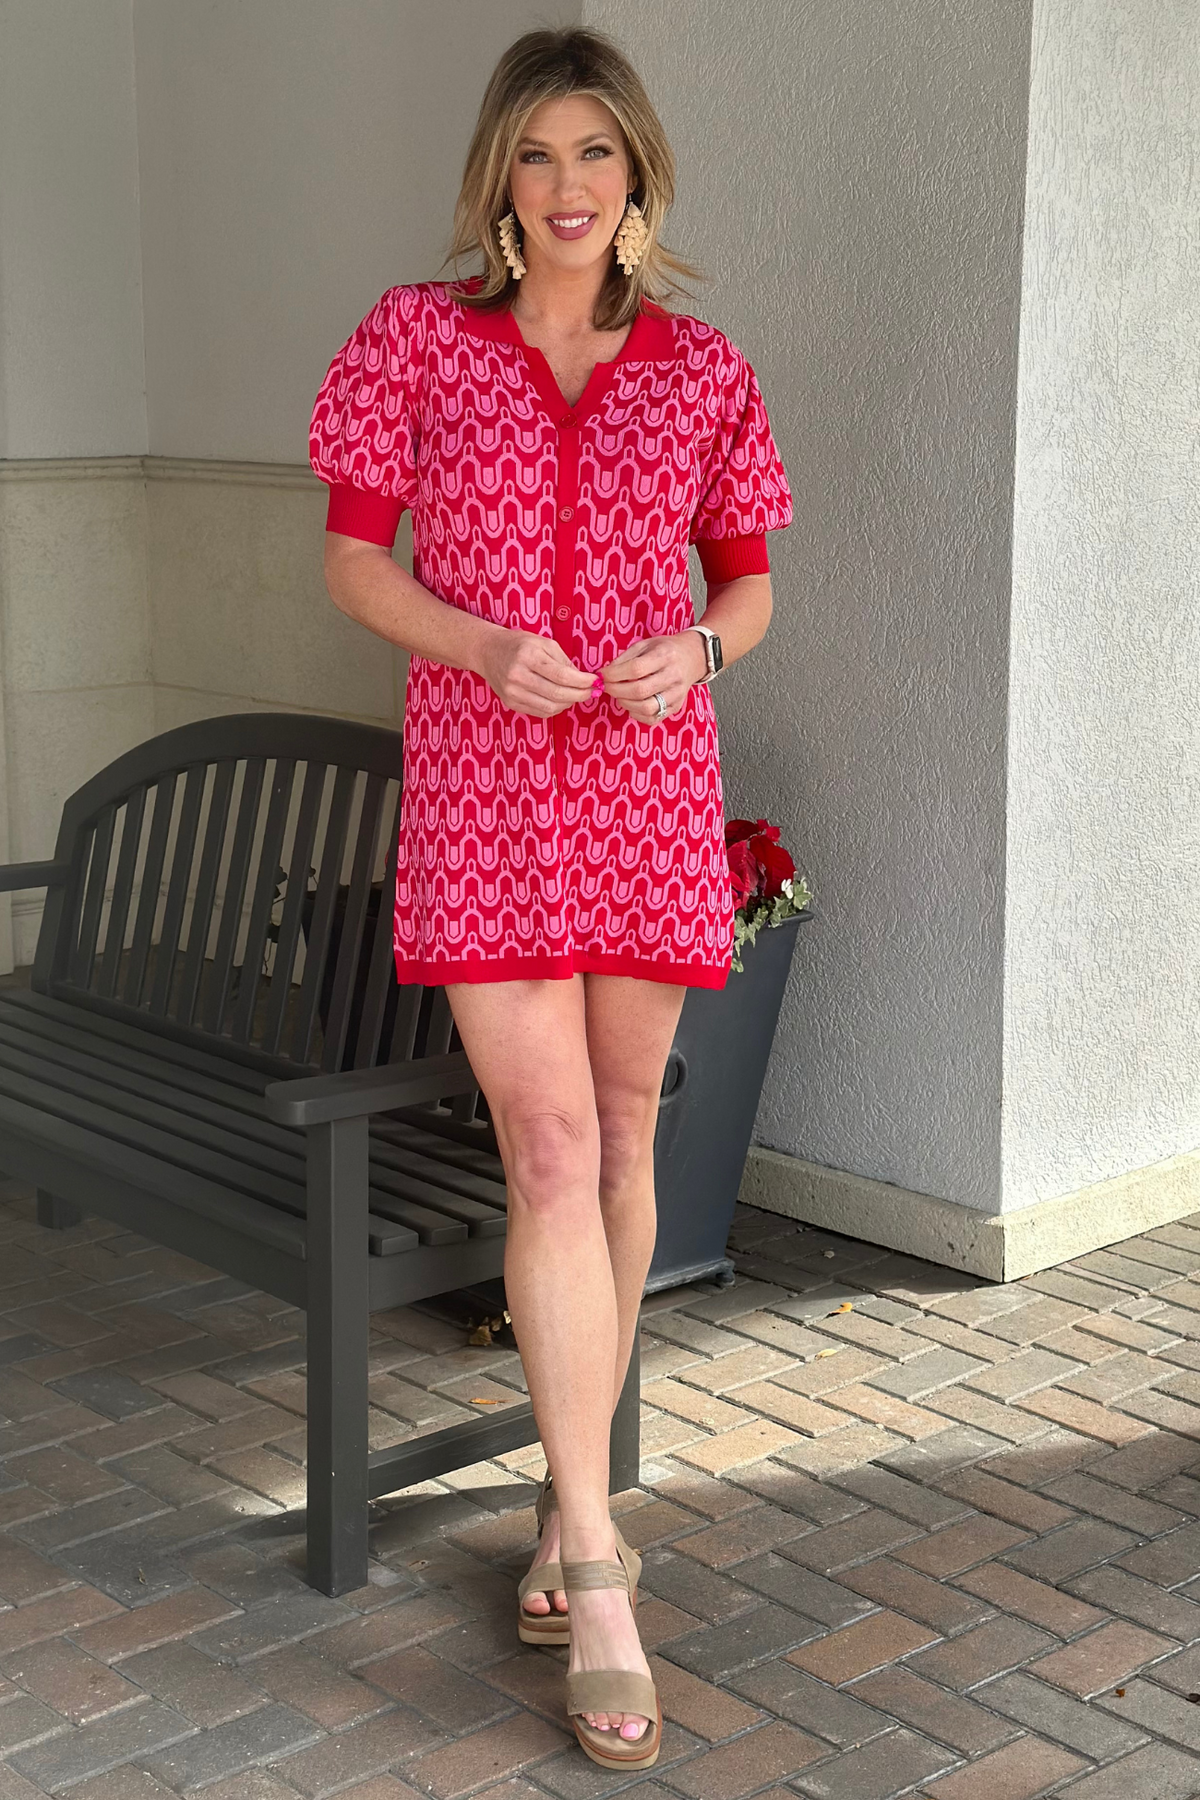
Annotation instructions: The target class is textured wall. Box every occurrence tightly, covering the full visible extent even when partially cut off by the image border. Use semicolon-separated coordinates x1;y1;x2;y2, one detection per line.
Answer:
0;0;147;458
587;0;1032;1209
1003;0;1200;1208
134;0;578;462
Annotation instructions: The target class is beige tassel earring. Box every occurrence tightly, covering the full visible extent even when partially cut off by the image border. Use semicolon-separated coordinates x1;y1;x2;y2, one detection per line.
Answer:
498;209;526;279
614;197;649;275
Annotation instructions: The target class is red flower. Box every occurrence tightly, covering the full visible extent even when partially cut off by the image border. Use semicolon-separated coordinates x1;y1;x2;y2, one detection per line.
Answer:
727;840;759;909
726;817;779;847
750;834;795;900
725;815;797;912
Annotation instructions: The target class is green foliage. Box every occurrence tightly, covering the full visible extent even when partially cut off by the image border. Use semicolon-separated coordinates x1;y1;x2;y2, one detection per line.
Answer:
730;874;813;974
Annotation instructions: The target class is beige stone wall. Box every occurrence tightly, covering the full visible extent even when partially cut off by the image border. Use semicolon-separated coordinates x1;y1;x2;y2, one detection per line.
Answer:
144;461;409;732
0;457;410;968
0;463;154;967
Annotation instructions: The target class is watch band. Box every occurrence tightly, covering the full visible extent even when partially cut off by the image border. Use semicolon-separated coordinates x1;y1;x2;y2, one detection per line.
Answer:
690;624;722;684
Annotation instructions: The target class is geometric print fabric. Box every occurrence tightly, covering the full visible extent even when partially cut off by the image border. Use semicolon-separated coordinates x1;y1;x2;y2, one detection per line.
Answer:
310;280;793;988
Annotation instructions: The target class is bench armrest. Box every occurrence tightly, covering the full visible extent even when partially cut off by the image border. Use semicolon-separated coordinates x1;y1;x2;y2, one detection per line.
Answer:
0;860;71;894
264;1050;478;1128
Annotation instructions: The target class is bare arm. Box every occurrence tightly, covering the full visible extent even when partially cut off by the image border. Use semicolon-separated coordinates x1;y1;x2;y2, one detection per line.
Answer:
323;533;595;718
693;573;773;671
601;573;773;719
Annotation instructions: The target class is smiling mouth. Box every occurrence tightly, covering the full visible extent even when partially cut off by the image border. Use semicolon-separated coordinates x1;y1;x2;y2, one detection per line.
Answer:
546;213;597;234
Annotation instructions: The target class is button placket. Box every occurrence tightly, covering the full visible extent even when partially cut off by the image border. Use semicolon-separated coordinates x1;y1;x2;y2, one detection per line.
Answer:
552;411;582;645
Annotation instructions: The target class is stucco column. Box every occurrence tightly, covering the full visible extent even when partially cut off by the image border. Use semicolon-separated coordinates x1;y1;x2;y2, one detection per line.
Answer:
587;0;1199;1276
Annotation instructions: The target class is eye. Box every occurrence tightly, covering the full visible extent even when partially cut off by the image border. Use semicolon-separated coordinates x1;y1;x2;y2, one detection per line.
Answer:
583;145;613;158
518;150;548;163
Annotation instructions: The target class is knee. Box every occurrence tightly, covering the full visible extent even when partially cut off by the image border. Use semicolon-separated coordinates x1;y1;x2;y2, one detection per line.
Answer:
501;1108;599;1213
597;1097;658;1193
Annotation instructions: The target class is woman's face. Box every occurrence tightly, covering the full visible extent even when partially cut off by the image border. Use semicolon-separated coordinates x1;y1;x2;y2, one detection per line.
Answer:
507;94;634;282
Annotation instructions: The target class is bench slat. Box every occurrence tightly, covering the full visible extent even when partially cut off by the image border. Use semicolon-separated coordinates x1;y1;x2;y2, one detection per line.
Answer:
202;758;266;1034
150;762;208;1015
289;763;357;1066
386;982;423;1064
0;1044;440;1249
6;997;502;1216
96;785;147;1000
0;1015;504;1238
360;1140;508;1210
374;1117;502;1176
72;806;116;989
177;760;237;1026
232;758;297;1043
4;988;272;1091
0;1090;308;1259
261;760;326;1055
352;794;403;1071
322;772;387;1072
124;773;177;1006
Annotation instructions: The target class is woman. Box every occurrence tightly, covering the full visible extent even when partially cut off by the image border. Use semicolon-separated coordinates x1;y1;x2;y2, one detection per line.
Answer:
311;26;791;1769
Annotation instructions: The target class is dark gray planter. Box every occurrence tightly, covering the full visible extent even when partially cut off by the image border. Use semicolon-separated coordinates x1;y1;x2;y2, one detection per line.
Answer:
647;909;813;1293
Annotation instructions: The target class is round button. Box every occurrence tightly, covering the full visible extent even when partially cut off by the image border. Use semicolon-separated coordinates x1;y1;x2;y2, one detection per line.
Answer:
558;505;574;521
555;606;570;620
558;412;578;429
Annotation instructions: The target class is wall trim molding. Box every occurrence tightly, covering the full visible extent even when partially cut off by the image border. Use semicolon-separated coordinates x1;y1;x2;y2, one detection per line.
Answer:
0;457;146;483
739;1143;1200;1282
0;455;319;490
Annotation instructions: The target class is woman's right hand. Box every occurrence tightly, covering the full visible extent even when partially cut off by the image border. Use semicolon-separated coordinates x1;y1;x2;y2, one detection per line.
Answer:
479;627;597;718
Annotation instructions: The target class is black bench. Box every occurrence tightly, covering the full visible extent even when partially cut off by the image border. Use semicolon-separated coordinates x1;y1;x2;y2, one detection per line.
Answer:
0;713;639;1596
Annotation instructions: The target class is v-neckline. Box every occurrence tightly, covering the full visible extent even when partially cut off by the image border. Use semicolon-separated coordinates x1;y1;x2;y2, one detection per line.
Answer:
449;282;678;425
505;312;635;424
465;298;671;426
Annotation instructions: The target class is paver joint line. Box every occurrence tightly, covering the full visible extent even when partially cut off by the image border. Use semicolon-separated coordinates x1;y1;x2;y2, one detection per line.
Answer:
1;1187;1199;1794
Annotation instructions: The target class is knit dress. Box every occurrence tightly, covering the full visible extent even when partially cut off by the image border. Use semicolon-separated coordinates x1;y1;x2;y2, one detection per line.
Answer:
310;279;792;989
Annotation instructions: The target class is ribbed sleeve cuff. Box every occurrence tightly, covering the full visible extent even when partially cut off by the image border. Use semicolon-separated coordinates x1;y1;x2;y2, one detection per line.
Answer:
695;533;770;583
324;482;405;548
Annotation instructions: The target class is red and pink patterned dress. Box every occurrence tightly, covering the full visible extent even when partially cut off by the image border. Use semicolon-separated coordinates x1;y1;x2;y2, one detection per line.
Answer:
310;280;792;989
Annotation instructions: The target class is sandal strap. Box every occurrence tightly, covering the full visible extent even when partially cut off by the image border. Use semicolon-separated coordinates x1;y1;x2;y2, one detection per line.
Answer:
565;1670;658;1719
561;1559;630;1592
535;1471;556;1535
517;1561;564;1603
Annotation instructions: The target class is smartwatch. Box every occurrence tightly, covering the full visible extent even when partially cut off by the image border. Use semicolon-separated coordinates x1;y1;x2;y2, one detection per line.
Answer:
690;624;724;684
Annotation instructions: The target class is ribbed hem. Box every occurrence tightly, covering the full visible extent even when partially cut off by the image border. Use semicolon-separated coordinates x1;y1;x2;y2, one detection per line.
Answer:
696;533;770;582
324;482;406;547
393;946;732;990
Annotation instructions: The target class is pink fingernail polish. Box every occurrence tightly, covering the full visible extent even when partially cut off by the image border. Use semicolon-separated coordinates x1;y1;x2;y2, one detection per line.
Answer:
591;675;604;698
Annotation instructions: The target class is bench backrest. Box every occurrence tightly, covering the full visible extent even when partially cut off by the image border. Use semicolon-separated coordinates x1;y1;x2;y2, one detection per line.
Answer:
34;713;454;1079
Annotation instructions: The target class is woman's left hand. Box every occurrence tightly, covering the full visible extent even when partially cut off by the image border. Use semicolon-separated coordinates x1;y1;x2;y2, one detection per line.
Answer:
599;630;708;723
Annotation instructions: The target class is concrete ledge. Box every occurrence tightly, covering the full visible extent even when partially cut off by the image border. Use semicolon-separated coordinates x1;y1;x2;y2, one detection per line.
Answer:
0;456;318;489
738;1144;1200;1282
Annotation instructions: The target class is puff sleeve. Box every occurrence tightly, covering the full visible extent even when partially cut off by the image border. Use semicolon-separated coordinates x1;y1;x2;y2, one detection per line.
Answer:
690;349;793;584
309;288;421;548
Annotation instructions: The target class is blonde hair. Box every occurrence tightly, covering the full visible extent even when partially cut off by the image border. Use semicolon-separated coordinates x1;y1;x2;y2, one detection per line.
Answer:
441;25;701;330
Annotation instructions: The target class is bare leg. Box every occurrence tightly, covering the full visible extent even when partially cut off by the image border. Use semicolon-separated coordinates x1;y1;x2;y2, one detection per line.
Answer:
521;972;685;1652
445;972;684;1741
586;973;687;1418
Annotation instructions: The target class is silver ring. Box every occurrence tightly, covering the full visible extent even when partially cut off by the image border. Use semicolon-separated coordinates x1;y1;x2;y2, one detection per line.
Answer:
653;691;668;720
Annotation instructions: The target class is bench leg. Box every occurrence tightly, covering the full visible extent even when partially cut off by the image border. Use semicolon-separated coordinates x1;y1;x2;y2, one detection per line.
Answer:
305;1117;370;1596
608;1329;641;1494
37;1190;84;1231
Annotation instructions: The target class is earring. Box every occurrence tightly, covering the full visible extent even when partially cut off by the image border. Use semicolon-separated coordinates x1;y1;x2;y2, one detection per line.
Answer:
614;197;649;275
498;209;526;279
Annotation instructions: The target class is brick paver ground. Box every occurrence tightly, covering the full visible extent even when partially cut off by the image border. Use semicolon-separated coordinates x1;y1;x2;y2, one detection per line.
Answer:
1;1179;1199;1796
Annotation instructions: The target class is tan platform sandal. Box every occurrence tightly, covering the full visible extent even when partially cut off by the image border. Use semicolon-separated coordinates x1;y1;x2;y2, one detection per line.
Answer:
517;1472;569;1645
562;1541;660;1771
